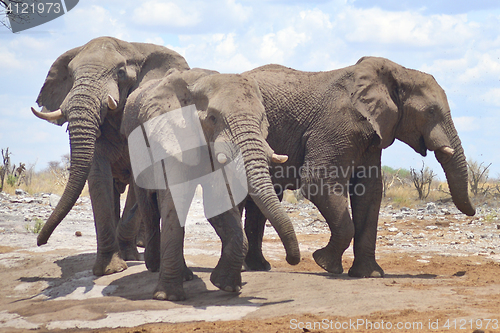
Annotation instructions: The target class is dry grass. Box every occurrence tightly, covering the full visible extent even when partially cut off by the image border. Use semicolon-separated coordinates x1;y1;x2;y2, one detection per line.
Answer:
1;170;89;197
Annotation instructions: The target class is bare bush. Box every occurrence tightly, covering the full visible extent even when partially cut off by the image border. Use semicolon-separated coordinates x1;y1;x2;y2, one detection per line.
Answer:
0;148;14;192
410;161;436;200
467;160;492;197
49;156;70;188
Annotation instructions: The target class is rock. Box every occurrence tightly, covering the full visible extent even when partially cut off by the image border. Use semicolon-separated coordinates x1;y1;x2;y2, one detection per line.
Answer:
426;202;436;211
75;231;82;237
393;213;404;220
388;227;398;232
385;205;393;210
425;225;438;230
441;208;450;215
465;231;474;239
49;194;61;207
417;215;425;220
400;207;410;212
15;189;26;196
497;224;500;230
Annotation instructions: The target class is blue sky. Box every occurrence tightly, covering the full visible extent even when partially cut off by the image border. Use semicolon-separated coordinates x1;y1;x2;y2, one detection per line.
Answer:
0;0;499;180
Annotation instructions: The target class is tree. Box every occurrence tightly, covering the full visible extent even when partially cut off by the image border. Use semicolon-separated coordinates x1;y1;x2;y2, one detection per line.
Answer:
410;161;436;200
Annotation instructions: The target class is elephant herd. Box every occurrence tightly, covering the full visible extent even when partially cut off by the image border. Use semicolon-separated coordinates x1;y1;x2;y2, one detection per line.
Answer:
32;36;475;301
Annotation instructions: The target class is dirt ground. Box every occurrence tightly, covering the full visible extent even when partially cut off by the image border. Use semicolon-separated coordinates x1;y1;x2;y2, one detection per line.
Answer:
1;191;499;333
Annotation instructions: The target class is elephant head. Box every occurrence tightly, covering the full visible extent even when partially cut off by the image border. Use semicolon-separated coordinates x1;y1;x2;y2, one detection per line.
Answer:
33;37;190;246
352;56;475;216
122;68;300;265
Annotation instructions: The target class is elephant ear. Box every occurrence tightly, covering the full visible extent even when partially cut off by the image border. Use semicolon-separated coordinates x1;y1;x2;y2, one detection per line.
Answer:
352;57;401;149
35;46;83;125
131;42;190;88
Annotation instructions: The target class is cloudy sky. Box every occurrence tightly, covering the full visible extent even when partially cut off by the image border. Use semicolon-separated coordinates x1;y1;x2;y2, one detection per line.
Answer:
0;0;499;180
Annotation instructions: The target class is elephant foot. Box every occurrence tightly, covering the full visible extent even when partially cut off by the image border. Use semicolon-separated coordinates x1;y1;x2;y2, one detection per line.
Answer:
313;247;343;274
153;283;186;301
244;250;271;271
93;252;128;276
348;257;384;278
118;239;141;261
210;265;242;292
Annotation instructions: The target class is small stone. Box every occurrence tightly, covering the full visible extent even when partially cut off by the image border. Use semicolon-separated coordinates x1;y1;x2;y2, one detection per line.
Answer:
75;231;82;237
497;224;500;230
417;215;425;220
49;194;61;207
441;208;450;215
400;207;410;212
465;231;474;239
393;213;404;220
388;227;398;232
15;189;26;195
426;202;436;211
425;225;438;230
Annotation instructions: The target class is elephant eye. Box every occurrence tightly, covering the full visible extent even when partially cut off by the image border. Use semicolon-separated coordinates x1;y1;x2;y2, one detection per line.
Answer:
208;115;217;125
117;69;126;79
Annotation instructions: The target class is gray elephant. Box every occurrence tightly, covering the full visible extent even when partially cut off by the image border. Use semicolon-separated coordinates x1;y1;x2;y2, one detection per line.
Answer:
243;57;475;277
120;68;300;301
32;36;190;276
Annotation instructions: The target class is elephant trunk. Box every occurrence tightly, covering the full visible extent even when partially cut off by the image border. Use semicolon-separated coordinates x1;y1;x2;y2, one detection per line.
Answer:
434;116;475;216
37;92;101;245
228;117;300;265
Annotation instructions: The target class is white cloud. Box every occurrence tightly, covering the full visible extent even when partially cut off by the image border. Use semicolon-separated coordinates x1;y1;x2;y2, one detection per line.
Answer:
453;116;480;132
481;88;500;107
339;7;474;47
133;1;200;27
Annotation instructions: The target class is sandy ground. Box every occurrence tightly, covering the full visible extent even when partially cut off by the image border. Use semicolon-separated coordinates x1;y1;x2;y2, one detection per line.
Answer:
0;190;500;333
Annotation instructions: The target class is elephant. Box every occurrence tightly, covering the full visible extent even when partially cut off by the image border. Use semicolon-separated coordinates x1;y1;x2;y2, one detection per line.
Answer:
242;56;475;277
120;67;301;300
31;36;190;276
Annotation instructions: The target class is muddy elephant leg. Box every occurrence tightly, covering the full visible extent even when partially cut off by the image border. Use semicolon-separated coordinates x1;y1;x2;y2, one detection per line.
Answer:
116;184;141;261
88;157;127;276
308;181;354;274
244;198;271;271
209;204;247;292
348;151;384;277
153;190;187;301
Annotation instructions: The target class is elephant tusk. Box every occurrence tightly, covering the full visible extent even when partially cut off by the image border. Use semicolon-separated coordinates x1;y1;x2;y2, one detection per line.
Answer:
272;153;288;164
31;107;63;121
217;153;228;164
439;146;455;157
108;95;118;110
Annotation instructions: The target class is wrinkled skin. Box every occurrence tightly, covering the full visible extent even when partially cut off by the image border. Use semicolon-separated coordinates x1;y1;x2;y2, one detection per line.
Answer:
121;68;300;301
34;37;190;276
243;57;475;277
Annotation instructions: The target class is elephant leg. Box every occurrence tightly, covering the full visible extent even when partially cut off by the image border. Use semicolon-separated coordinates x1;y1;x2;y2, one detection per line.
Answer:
208;204;247;292
348;151;384;278
116;185;141;261
308;182;354;274
244;198;271;271
153;190;187;301
133;184;161;272
88;158;127;276
136;219;146;248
